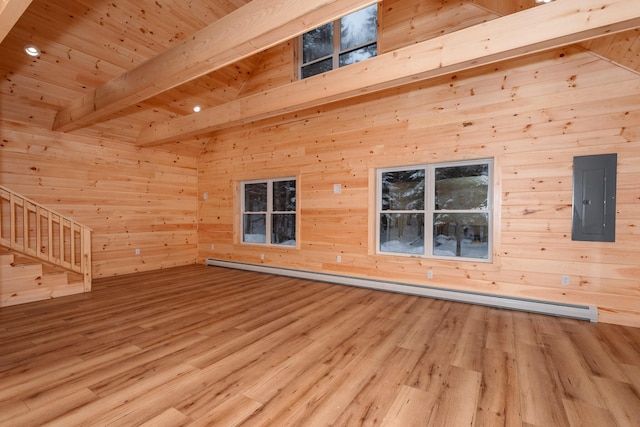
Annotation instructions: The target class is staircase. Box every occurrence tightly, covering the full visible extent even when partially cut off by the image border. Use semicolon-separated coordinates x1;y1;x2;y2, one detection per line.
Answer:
0;185;92;307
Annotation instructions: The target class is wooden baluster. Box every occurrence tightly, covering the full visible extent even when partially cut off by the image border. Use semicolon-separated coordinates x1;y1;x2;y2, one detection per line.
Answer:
36;206;42;258
10;193;17;249
47;211;54;263
82;227;92;292
58;215;63;266
22;199;28;254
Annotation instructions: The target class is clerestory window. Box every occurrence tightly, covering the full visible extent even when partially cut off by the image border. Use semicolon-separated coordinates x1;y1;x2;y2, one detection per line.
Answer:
299;4;378;79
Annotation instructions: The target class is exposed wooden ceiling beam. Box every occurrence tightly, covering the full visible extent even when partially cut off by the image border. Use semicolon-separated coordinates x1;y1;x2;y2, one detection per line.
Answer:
0;0;33;43
137;0;640;147
53;0;378;132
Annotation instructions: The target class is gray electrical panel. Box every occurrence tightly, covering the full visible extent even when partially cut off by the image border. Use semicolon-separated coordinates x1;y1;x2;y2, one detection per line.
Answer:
572;153;617;242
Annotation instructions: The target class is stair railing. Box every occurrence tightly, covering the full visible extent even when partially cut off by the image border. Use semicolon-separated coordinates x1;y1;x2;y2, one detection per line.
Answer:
0;185;92;291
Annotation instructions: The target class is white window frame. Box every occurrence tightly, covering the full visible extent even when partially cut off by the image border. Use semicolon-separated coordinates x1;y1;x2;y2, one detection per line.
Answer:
241;177;297;246
376;159;493;262
298;4;378;79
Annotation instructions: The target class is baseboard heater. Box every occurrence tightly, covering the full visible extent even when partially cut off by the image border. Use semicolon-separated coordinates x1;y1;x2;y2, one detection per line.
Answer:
205;258;598;322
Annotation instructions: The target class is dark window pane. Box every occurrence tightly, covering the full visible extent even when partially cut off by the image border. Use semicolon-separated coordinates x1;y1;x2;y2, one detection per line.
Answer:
381;169;425;211
339;44;377;67
301;58;333;79
244;182;267;212
272;214;296;246
243;214;266;243
273;179;296;212
433;213;488;259
434;164;489;210
379;213;424;254
303;22;333;63
340;4;377;51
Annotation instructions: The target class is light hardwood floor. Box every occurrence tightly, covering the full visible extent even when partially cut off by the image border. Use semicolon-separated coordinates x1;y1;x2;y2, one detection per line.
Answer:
0;264;639;426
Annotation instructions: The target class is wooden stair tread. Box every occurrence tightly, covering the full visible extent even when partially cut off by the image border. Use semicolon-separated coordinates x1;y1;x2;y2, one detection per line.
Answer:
1;247;86;307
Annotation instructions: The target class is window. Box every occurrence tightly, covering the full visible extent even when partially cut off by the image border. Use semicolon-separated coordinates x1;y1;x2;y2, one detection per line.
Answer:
242;178;297;246
299;4;377;79
377;159;492;261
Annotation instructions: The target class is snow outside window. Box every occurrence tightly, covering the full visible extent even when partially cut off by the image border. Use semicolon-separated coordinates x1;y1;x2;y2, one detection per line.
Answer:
299;4;377;79
242;178;296;246
377;159;492;261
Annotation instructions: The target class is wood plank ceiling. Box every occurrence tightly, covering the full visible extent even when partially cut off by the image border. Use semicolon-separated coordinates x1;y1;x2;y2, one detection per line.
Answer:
1;0;639;156
1;0;257;156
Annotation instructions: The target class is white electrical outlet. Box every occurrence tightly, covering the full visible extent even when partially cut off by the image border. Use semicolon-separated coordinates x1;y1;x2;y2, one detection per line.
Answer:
333;184;342;194
203;192;208;200
135;248;140;255
427;270;433;279
210;244;215;251
336;255;342;263
561;275;570;286
260;253;264;261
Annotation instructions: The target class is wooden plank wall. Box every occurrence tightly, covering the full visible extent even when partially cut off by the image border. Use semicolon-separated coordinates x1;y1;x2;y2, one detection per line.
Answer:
0;0;638;325
0;122;198;278
198;1;640;326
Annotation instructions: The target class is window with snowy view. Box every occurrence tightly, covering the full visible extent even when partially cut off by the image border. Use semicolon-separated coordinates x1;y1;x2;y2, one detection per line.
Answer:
242;178;297;246
378;160;492;261
299;4;377;79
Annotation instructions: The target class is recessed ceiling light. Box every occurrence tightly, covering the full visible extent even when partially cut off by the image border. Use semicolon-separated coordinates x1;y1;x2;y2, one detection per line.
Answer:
193;105;201;113
535;0;554;3
24;44;41;57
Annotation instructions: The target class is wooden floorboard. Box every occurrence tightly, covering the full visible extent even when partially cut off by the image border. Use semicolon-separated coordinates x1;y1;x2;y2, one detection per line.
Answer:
0;264;639;426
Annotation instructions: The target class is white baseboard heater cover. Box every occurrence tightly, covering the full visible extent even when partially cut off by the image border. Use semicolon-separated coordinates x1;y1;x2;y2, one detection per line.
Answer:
205;258;598;322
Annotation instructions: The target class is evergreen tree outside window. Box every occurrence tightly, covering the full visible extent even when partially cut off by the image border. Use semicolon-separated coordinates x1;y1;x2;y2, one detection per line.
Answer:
377;159;493;261
300;4;377;79
379;168;426;255
242;178;297;246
